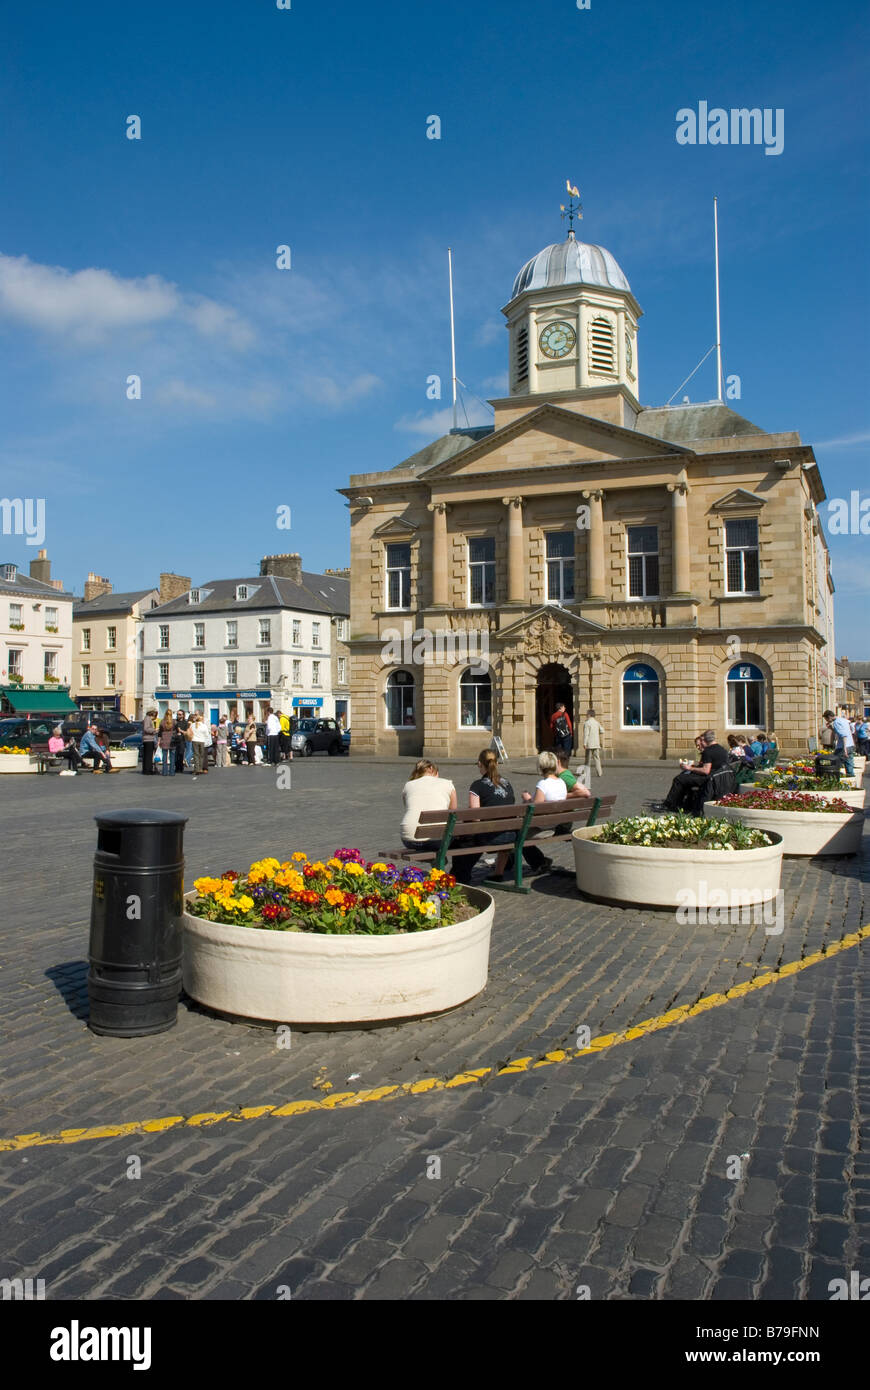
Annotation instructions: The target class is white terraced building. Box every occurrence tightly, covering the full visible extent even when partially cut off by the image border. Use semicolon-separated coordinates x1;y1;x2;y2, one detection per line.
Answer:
142;554;350;726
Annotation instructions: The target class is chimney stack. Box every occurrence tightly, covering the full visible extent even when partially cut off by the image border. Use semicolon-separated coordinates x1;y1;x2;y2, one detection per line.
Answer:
84;571;113;601
260;553;303;584
324;567;350;579
29;549;52;585
159;572;192;604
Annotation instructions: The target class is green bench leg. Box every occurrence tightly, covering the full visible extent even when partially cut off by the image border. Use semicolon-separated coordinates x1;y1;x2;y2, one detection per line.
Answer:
483;804;534;894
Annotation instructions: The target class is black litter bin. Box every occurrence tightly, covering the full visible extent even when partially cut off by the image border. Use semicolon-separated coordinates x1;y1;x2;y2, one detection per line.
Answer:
87;809;188;1037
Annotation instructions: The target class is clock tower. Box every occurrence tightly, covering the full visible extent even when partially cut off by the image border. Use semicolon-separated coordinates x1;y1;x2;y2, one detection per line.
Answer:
500;225;642;425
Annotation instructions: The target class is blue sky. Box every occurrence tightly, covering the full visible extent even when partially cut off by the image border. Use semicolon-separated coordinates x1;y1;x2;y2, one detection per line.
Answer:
1;0;867;652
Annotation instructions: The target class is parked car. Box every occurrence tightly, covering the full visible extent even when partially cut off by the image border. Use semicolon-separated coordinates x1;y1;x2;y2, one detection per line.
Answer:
290;717;343;756
341;727;351;754
0;716;57;749
62;711;143;745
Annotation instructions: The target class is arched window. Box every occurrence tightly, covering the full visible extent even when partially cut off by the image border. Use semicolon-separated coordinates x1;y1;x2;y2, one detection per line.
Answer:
727;663;765;727
459;668;492;729
386;670;415;728
589;316;615;374
622;663;660;729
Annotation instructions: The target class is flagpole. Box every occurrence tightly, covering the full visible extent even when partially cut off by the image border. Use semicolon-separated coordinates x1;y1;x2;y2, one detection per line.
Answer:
714;197;723;402
448;247;458;431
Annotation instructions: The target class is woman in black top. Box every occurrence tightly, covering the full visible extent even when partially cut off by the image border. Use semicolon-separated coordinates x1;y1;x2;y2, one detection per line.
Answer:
452;749;516;883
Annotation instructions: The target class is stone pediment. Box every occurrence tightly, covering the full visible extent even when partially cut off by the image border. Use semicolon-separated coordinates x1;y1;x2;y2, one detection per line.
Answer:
710;488;766;512
499;606;605;661
371;515;420;538
419;404;691;481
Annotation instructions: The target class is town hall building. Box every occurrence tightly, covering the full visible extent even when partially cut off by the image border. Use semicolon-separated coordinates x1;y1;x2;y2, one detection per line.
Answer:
340;226;835;759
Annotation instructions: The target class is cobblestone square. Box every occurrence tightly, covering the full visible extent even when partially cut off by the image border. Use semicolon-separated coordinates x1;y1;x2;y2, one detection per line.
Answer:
0;757;867;1301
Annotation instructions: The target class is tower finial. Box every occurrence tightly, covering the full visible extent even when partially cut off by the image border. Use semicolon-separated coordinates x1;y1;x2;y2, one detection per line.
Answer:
560;181;583;239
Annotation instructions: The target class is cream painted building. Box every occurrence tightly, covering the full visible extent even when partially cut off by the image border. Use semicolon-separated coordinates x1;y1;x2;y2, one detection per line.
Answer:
341;228;834;760
72;576;161;718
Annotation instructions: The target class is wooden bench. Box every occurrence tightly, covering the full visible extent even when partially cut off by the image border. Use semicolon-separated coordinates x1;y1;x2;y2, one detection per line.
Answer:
32;740;100;774
387;794;617;893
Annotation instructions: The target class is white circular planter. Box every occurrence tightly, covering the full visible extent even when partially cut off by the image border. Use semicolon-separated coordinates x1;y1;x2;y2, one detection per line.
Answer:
107;748;140;770
744;782;866;810
704;800;865;857
572;825;784;908
0;753;37;773
182;885;494;1024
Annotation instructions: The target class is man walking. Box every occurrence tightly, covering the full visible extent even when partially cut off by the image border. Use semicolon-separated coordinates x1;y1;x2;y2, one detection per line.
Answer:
265;708;282;765
582;708;604;777
549;703;573;755
823;709;855;777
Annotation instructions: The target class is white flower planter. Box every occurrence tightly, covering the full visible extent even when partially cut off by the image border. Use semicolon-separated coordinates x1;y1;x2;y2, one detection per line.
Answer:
572;825;784;908
106;748;139;770
744;783;866;810
0;753;36;773
182;885;494;1024
704;801;865;857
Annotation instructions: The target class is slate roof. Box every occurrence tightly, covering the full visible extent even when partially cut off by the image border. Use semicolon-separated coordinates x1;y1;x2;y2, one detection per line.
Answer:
845;662;870;681
635;402;767;442
389;427;493;474
144;571;349;619
73;589;157;618
0;569;73;600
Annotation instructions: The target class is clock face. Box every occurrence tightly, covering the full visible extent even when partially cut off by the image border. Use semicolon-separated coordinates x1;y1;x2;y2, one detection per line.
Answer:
539;320;576;359
625;332;634;371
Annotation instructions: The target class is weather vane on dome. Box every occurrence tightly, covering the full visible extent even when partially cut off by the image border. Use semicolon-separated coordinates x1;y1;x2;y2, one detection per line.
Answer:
560;181;583;238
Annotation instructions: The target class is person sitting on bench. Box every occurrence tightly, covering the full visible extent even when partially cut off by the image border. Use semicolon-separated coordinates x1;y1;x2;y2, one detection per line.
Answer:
79;723;115;774
451;749;519;884
400;759;457;854
48;725;82;774
662;729;728;811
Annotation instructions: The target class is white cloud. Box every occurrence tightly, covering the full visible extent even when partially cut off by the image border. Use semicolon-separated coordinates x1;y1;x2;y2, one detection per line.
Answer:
815;431;870;449
394;407;457;437
480;372;509;395
155;380;219;410
0;253;253;347
299;373;382;409
475;319;504;347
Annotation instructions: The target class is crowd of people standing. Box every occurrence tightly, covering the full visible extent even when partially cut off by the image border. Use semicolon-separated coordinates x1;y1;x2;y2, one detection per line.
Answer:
140;708;296;777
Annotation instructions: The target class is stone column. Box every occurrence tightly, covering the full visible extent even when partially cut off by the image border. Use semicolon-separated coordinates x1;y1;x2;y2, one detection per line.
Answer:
502;496;525;603
667;478;691;595
427;502;448;606
582;489;606;600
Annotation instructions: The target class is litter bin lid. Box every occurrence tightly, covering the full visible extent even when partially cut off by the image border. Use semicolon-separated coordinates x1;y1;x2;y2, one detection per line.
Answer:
94;809;189;827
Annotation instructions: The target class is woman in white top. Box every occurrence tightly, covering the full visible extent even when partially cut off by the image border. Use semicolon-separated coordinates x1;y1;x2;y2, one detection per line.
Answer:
190;713;212;776
401;759;457;851
508;750;566;875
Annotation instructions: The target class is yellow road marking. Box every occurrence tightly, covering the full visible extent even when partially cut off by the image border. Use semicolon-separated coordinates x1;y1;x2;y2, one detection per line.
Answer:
2;925;867;1155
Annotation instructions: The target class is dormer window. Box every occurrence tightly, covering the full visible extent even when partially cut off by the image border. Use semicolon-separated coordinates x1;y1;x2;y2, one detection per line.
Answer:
589;316;615;375
236;585;248;601
2;564;17;582
189;589;201;604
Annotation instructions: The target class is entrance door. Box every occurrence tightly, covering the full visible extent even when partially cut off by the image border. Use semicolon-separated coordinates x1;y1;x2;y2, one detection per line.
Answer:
536;663;574;752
